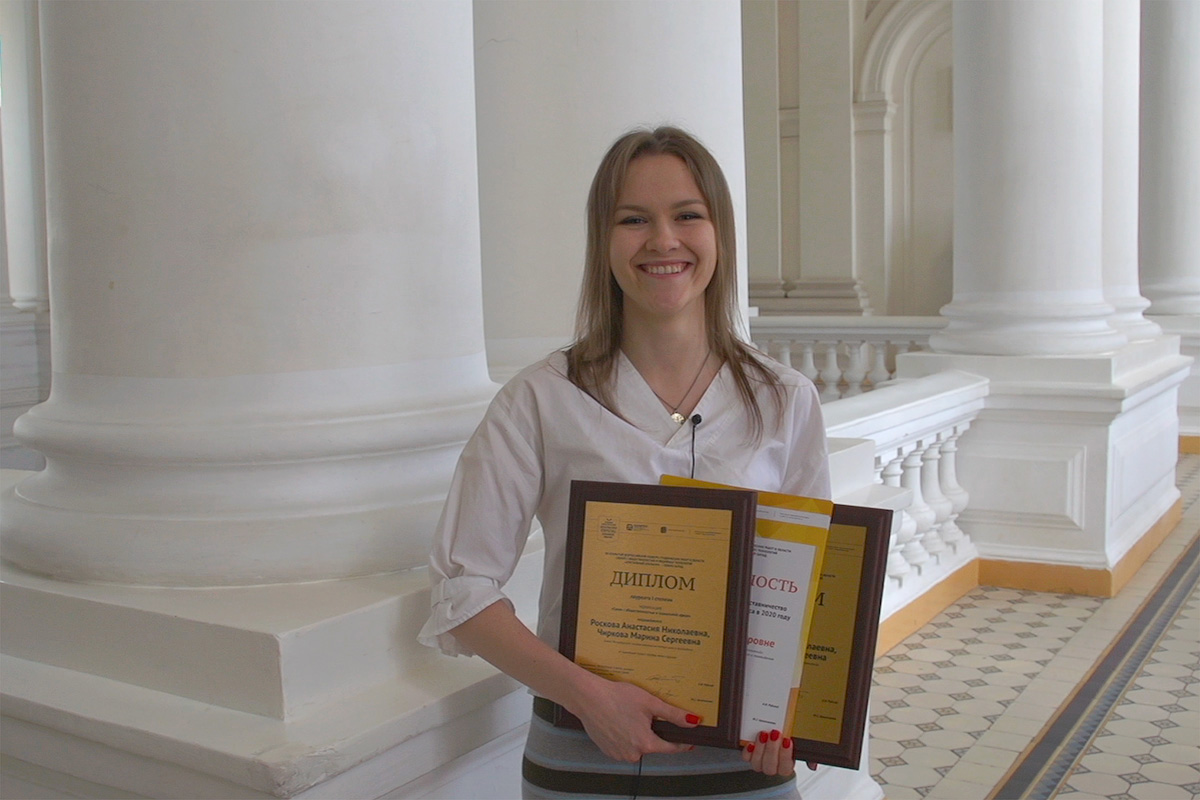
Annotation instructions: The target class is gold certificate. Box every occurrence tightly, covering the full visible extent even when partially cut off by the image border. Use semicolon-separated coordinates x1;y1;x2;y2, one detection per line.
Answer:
789;503;892;768
555;481;758;749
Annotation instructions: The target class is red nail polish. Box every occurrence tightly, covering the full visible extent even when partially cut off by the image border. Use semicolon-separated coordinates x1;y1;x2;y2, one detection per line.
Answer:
685;713;701;724
783;738;792;749
770;729;781;741
747;743;755;753
758;731;769;743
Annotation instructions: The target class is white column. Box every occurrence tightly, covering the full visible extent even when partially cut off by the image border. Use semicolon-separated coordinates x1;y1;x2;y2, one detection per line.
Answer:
902;0;1189;584
1141;0;1200;440
852;98;895;317
776;0;870;315
932;0;1126;356
1;1;494;586
1103;0;1160;342
0;1;49;313
743;0;785;303
1140;0;1200;317
473;0;749;380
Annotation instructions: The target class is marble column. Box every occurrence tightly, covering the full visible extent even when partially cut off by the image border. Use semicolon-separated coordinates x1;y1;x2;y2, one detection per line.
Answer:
743;0;785;306
1140;0;1199;439
1103;0;1160;342
767;0;870;315
473;0;750;380
1;0;495;586
0;0;49;314
1140;0;1200;317
932;0;1126;356
902;0;1189;584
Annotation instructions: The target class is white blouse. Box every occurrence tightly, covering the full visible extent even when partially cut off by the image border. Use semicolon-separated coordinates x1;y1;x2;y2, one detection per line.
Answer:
418;350;831;657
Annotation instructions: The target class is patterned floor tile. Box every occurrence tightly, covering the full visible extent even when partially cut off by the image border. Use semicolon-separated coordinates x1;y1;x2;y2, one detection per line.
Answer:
869;453;1199;800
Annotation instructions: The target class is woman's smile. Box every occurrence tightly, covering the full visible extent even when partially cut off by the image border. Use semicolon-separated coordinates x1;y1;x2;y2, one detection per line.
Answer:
640;261;689;275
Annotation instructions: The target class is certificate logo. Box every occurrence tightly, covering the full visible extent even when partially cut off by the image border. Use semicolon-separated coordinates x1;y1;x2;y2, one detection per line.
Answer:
598;517;619;539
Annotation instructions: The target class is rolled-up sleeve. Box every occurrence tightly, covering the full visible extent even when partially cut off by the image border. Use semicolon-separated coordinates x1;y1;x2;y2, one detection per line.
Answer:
417;387;545;657
781;379;832;501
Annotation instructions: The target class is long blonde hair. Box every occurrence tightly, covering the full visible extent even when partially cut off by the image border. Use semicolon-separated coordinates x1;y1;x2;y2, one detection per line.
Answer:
566;126;783;437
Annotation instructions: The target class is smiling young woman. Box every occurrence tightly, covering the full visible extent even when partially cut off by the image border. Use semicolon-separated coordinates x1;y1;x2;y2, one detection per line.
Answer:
420;127;830;799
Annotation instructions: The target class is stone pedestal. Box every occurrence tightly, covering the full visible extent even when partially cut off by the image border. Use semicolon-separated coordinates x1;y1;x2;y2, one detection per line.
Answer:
899;340;1189;588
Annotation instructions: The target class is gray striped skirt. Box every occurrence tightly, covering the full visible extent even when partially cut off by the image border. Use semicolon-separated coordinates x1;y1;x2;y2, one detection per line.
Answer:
522;698;801;799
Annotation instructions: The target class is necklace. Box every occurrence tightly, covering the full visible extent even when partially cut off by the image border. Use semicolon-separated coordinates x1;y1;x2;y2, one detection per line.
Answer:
650;351;710;425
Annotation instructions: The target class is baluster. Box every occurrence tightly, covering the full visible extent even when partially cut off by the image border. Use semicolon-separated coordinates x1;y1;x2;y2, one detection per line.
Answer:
920;440;952;561
880;452;912;584
818;341;842;401
777;339;793;370
797;342;819;385
938;425;970;552
900;443;934;572
842;341;867;396
867;341;891;389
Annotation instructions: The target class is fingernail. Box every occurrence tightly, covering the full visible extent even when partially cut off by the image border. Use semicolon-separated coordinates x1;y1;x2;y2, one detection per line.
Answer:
685;713;701;724
747;743;755;753
770;729;781;741
783;738;792;749
758;731;769;743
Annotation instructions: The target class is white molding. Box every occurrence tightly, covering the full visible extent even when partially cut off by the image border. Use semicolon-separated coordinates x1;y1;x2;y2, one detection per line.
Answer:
856;0;949;101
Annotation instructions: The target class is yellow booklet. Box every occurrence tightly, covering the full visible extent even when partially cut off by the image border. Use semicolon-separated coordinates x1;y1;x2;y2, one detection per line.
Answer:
661;475;831;742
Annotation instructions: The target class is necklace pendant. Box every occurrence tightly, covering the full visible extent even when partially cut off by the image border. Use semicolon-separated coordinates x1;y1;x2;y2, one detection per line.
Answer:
671;412;686;425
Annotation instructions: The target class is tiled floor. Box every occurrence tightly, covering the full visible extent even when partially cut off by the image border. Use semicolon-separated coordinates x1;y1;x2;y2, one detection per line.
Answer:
871;453;1200;800
399;455;1200;800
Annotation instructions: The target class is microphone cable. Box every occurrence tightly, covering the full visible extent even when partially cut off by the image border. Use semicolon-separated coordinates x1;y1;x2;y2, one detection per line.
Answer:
690;414;702;478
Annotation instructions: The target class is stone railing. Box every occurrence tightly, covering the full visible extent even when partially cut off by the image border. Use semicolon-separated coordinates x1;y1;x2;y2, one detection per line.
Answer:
824;370;988;621
751;315;947;401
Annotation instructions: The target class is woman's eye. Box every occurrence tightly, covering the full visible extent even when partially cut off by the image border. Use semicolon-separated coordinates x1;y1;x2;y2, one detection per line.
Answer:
679;211;704;221
617;215;647;225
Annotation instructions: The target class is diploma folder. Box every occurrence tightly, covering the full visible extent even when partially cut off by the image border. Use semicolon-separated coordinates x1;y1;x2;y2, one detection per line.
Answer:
658;480;893;768
788;503;893;769
553;480;758;749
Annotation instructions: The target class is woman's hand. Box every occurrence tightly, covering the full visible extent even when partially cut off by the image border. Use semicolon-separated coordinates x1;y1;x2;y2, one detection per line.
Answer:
573;676;700;762
741;729;819;776
448;603;700;763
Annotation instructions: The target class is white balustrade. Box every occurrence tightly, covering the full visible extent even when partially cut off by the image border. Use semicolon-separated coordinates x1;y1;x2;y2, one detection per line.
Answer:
752;315;947;399
825;369;987;620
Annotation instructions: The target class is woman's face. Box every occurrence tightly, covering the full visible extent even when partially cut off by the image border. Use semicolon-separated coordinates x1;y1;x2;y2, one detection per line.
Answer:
608;154;717;328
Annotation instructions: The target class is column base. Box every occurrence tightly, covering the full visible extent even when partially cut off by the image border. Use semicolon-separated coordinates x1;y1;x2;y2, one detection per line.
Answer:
753;279;873;315
897;337;1190;572
0;464;546;797
2;358;498;585
930;297;1128;356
